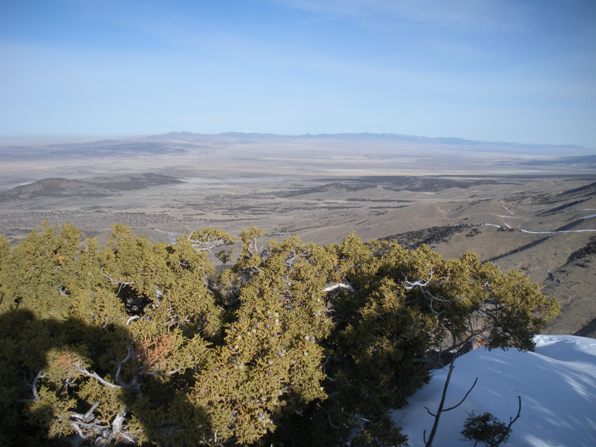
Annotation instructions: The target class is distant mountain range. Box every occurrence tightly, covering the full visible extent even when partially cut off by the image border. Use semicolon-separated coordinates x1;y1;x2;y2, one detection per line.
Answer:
0;132;593;161
148;131;589;155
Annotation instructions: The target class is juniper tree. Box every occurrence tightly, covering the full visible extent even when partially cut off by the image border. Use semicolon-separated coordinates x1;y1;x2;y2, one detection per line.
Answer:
269;234;557;446
0;224;558;446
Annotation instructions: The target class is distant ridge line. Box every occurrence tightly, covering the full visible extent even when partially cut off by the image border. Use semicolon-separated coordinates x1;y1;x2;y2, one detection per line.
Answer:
148;131;587;151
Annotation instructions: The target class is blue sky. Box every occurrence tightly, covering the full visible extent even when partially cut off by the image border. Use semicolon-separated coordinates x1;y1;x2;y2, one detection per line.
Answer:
1;0;595;146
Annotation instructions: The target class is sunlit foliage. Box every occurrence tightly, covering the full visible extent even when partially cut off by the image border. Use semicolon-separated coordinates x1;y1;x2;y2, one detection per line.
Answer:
0;224;558;446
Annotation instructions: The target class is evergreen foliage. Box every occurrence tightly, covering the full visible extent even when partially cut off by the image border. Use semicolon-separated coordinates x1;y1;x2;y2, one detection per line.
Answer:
0;224;558;446
461;411;511;447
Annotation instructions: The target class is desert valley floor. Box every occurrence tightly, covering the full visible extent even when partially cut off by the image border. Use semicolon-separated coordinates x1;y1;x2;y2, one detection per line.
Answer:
1;133;595;337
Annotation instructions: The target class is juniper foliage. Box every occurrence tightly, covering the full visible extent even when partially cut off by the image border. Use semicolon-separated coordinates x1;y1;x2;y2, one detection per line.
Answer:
462;411;511;447
0;224;558;446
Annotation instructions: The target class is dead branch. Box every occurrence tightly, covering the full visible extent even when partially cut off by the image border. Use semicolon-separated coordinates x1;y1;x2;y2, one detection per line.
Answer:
494;396;522;446
126;315;140;325
71;401;100;422
115;345;134;385
404;270;433;290
424;356;478;447
188;234;229;253
112;412;135;444
69;405;136;445
70;421;85;440
75;363;121;389
323;282;355;293
442;377;478;412
101;269;134;298
31;370;43;401
251;238;259;255
508;396;522;429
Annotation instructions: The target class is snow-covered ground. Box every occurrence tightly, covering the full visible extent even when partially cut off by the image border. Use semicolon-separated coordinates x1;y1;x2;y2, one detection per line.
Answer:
392;335;596;447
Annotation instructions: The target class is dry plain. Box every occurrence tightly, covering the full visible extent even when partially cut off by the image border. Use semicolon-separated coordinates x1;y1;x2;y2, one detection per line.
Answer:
1;133;595;336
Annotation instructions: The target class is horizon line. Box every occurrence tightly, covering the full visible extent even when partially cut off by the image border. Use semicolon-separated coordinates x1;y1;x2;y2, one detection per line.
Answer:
0;130;591;150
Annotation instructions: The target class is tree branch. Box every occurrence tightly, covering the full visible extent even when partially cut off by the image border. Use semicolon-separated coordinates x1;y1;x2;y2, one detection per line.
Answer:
323;282;354;293
112;413;135;444
69;406;136;445
31;370;43;401
404;270;433;290
71;401;100;422
424;406;437;417
442;377;478;412
126;315;140;325
115;345;134;385
75;363;121;389
101;269;134;291
424;357;478;447
495;395;522;446
508;395;522;428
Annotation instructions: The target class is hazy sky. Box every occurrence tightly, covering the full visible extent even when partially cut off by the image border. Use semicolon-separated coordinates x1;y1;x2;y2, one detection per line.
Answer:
1;0;595;146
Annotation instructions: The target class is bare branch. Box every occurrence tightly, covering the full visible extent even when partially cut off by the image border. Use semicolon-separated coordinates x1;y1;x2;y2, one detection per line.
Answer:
126;316;140;325
75;363;121;389
112;413;135;444
285;250;299;268
323;282;354;293
101;269;133;288
494;396;522;446
70;421;85;439
112;412;125;432
188;233;230;253
404;270;433;290
71;401;100;422
443;377;478;412
84;401;100;419
424;357;478;447
31;370;43;401
509;395;522;428
115;345;134;385
69;407;136;445
424;406;437;417
250;237;259;255
154;287;163;303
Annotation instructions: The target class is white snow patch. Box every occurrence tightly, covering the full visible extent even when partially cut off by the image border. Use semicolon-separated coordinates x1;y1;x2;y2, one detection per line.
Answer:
392;335;596;446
